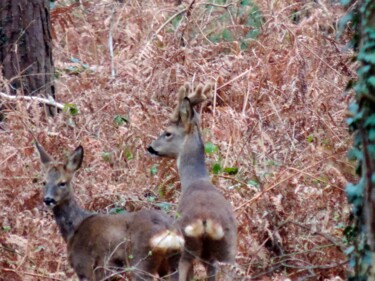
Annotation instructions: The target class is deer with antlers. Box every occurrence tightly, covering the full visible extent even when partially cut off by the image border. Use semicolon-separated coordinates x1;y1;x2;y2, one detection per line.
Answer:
35;142;184;281
147;83;237;281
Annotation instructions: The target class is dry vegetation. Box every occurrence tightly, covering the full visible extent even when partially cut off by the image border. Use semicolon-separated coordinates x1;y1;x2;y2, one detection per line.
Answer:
0;0;356;280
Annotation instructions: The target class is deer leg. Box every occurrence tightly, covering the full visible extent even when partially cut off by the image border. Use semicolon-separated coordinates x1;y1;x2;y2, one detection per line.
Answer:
166;250;180;281
206;261;217;281
178;258;193;281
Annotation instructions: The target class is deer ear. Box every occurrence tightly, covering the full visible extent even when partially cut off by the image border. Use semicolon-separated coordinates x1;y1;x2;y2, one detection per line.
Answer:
35;141;53;166
179;97;194;126
66;146;84;172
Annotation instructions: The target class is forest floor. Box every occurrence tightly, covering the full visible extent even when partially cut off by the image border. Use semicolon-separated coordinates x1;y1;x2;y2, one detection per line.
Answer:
0;0;355;280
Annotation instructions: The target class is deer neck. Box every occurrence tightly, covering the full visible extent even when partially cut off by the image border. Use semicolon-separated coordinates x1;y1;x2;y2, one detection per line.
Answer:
177;131;209;193
52;196;91;242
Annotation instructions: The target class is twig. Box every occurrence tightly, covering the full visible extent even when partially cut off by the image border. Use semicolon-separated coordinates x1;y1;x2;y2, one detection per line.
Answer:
152;8;188;39
287;167;344;191
199;2;235;8
2;268;63;280
289;221;344;249
0;92;64;109
108;4;116;78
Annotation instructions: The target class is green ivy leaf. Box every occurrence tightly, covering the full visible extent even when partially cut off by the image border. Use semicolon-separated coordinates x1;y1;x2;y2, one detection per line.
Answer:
63;103;78;116
344;245;355;255
150;165;158;176
212;163;222;174
205;142;218;154
364;114;375;127
223;167;239;175
368;76;375;88
340;0;351;6
114;115;129;126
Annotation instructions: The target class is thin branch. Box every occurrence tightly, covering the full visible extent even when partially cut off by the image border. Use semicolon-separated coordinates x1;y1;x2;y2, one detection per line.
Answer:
0;92;64;109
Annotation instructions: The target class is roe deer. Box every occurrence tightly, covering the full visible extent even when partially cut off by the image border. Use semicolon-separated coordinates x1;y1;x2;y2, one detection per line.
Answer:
35;142;184;281
147;84;237;281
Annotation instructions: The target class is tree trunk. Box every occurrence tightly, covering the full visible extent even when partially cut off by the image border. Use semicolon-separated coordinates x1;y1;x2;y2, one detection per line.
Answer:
0;0;55;113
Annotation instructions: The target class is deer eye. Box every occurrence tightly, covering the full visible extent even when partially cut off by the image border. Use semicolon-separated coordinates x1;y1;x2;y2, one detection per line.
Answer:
165;132;173;138
59;182;67;188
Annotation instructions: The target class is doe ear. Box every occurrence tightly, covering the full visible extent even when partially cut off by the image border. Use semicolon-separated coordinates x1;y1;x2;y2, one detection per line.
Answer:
66;146;84;172
179;97;194;126
35;141;53;166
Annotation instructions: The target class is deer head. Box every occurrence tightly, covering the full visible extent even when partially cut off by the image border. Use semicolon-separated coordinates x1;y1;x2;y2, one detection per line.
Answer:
147;83;211;158
35;142;83;208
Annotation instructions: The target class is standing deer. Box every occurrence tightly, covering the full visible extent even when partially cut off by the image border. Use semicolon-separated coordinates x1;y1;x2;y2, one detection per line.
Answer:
147;84;237;281
35;142;184;281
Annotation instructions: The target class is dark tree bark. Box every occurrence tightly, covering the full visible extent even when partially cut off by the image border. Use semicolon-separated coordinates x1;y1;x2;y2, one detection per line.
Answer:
0;0;55;113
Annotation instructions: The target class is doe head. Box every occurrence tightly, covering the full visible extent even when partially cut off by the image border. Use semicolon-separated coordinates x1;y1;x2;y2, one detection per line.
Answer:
35;142;84;208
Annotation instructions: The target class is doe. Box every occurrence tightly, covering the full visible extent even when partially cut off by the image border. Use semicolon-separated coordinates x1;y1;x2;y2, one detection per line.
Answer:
147;84;237;281
35;142;184;281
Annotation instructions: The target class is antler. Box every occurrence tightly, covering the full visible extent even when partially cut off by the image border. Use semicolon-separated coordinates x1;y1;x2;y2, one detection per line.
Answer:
170;83;212;122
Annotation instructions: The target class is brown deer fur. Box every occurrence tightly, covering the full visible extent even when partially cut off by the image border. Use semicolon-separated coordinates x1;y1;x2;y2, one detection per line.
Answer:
147;84;237;281
35;142;184;281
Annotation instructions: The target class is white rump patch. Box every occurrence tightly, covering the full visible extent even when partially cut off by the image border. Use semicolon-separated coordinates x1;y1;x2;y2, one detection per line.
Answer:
150;230;185;251
184;220;205;237
205;219;224;240
184;219;224;240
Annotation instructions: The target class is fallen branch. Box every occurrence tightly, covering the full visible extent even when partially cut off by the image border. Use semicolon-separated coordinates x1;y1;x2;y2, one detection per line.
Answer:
0;92;64;110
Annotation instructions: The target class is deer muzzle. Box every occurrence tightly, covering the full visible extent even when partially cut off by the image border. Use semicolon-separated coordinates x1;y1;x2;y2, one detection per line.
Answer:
44;197;57;207
147;146;159;156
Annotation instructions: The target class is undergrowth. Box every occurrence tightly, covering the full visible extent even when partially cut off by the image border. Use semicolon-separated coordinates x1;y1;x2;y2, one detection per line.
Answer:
0;0;355;280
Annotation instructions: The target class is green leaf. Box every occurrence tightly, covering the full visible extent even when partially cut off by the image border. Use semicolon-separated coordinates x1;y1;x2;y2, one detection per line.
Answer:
344;245;355;255
148;196;156;203
338;12;353;34
150;165;158;176
2;225;11;232
114;115;129;126
359;52;375;64
347;148;362;161
222;29;234;42
346;179;364;205
128;254;134;259
364;114;375;127
155;202;171;212
357;65;371;76
363;250;373;265
205;142;218;154
247;179;259;187
223;167;238;175
340;0;351;6
171;14;183;28
63;103;78;116
101;152;111;162
123;148;133;160
109;207;126;214
306;134;314;143
212;163;222;174
34;245;45;253
368;76;375;88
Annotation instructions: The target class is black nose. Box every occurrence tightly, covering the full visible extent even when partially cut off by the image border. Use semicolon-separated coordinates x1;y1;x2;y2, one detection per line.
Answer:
44;197;56;206
147;146;159;155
